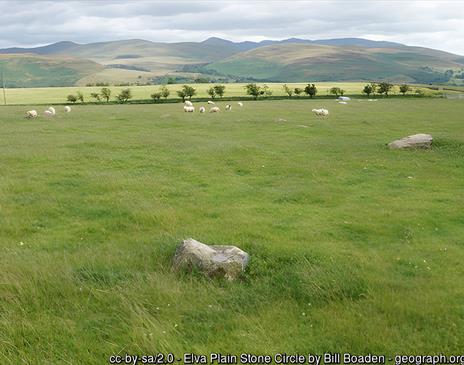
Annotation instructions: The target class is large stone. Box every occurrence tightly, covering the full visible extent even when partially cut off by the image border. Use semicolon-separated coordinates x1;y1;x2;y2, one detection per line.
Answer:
388;133;433;149
172;238;249;281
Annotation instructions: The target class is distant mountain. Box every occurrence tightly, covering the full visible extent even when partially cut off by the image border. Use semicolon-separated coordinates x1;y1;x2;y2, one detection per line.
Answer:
312;38;405;48
0;37;463;87
206;43;464;83
0;54;103;87
0;41;80;55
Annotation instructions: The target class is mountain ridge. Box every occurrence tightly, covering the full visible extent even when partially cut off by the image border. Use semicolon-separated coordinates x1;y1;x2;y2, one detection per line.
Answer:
1;37;463;87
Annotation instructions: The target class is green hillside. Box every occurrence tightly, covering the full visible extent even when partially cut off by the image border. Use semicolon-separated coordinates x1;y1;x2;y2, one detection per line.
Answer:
1;38;463;87
0;54;103;88
206;44;464;83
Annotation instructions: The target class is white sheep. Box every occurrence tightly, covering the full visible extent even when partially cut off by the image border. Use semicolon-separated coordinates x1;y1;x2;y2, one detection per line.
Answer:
237;102;243;107
47;106;56;115
225;104;232;111
312;108;329;117
183;105;195;113
184;100;193;107
64;106;71;113
209;106;220;113
199;106;206;113
25;110;38;119
43;110;54;117
207;100;215;105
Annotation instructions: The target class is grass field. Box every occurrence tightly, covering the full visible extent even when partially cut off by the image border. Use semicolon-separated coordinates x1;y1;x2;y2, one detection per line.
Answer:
2;82;446;105
1;99;464;363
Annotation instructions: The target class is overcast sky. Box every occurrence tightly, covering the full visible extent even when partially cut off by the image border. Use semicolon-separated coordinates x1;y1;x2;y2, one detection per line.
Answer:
1;0;463;54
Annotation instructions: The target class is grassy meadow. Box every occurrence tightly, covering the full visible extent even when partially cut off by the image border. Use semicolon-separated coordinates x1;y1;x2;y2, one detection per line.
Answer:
2;82;446;105
1;98;464;363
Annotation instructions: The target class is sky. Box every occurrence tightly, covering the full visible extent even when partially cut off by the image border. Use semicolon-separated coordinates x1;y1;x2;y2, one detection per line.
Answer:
1;0;463;55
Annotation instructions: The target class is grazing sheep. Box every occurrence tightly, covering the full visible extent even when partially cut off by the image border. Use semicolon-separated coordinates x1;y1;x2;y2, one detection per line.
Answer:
225;104;232;111
312;108;329;117
183;105;195;113
237;102;243;107
43;110;54;117
64;106;71;113
209;106;220;113
338;96;351;101
199;106;206;113
184;100;193;107
47;106;56;115
25;110;38;119
207;100;215;105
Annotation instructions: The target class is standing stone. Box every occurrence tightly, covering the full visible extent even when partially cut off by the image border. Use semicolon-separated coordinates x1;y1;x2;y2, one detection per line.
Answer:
388;133;433;149
172;238;249;281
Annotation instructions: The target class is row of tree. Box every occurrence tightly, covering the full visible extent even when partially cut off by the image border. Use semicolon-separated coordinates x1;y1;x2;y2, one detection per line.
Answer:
363;82;412;97
67;87;132;104
282;82;412;98
66;82;415;104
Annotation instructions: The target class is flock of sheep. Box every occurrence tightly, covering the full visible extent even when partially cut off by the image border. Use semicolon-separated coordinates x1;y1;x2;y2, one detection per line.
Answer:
25;106;71;119
24;99;339;120
182;98;331;118
182;100;244;113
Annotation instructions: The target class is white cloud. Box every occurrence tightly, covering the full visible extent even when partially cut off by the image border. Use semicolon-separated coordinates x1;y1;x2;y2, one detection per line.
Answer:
0;0;463;54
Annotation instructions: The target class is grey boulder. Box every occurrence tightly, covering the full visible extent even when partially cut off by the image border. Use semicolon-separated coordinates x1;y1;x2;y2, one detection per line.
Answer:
388;133;433;149
173;238;249;281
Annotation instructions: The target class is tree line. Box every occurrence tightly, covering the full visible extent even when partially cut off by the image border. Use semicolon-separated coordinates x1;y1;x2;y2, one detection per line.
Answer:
65;82;417;104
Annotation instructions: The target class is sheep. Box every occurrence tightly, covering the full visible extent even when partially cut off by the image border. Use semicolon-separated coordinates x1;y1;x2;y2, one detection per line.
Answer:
64;106;71;113
199;106;206;113
209;106;220;113
237;102;243;107
25;110;38;119
47;106;56;115
207;100;215;105
312;108;329;117
225;104;232;111
43;110;54;117
183;105;195;113
184;100;193;107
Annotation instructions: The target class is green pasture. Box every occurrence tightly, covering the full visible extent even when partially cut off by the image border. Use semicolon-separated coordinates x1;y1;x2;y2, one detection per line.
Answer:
0;99;463;364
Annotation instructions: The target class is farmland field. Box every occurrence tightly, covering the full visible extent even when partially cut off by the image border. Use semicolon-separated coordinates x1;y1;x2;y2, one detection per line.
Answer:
1;99;464;364
1;82;446;105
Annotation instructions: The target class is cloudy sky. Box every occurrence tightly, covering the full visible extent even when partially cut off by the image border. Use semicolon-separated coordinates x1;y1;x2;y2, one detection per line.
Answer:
1;0;463;54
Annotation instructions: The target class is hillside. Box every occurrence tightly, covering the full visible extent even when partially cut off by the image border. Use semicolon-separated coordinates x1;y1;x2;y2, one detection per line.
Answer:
0;54;103;87
1;37;463;87
206;43;464;83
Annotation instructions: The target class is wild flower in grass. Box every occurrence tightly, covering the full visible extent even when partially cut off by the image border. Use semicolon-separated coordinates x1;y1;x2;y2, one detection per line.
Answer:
19;241;24;246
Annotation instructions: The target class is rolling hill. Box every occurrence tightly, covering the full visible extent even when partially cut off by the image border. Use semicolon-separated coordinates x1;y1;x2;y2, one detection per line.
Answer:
205;43;464;83
0;54;103;87
1;37;463;87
